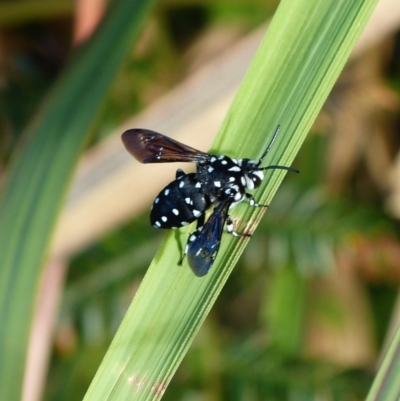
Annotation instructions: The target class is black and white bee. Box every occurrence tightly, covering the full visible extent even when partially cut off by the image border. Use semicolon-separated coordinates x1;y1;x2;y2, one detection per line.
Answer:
122;127;298;276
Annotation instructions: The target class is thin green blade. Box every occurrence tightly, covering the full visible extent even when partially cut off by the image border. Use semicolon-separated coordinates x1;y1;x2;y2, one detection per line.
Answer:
0;0;155;399
367;326;400;401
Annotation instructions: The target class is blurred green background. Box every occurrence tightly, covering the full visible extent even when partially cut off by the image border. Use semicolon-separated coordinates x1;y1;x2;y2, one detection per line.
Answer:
1;0;399;400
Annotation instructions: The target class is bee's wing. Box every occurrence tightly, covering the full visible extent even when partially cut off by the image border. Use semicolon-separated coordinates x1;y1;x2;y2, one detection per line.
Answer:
122;129;210;164
187;199;232;277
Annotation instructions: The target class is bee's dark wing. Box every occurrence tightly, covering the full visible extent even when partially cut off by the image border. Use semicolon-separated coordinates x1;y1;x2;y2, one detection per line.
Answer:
187;199;232;277
122;129;210;164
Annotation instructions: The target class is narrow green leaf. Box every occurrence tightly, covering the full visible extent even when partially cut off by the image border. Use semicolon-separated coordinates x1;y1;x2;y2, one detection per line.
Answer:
0;0;155;399
367;326;400;401
84;0;379;400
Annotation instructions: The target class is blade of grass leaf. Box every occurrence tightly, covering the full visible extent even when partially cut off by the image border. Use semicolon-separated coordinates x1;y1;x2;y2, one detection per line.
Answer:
84;0;379;400
367;326;400;401
0;0;156;399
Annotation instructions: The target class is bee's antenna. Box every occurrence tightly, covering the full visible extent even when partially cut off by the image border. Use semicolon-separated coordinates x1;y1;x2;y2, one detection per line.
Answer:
258;125;281;164
260;165;299;173
258;125;299;174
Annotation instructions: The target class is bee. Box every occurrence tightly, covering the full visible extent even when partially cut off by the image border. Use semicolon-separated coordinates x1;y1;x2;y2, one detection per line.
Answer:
122;126;298;276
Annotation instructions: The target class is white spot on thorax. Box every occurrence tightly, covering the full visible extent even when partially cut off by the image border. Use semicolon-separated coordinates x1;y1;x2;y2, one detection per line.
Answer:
252;170;264;180
245;175;255;190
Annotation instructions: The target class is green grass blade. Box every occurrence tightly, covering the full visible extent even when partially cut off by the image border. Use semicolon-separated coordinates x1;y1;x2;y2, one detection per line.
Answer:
367;326;400;401
84;0;378;400
0;0;155;399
